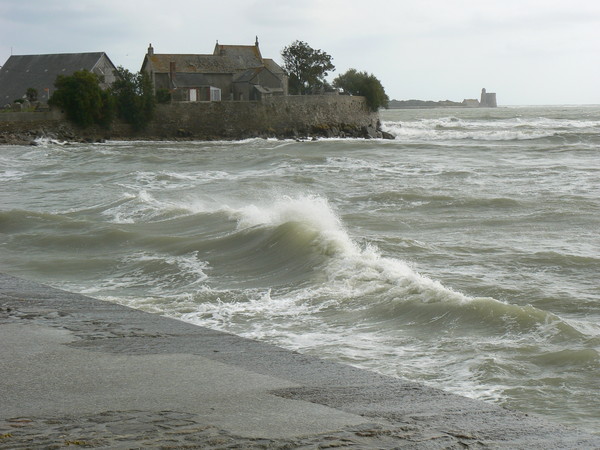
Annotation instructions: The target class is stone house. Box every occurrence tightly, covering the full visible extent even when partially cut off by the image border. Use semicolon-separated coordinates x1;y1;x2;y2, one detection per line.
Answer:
141;38;287;102
0;52;118;106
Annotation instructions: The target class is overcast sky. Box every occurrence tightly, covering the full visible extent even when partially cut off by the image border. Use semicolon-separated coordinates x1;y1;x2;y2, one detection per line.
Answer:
1;0;598;105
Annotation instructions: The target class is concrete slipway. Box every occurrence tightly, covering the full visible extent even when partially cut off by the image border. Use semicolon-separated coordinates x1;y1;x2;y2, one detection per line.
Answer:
1;273;599;449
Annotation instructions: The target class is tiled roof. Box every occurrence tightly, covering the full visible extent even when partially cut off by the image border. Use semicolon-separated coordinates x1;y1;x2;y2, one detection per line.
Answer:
145;44;283;75
145;54;235;74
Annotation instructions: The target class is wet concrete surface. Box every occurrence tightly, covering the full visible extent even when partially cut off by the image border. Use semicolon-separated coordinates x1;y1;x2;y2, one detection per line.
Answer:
1;273;599;449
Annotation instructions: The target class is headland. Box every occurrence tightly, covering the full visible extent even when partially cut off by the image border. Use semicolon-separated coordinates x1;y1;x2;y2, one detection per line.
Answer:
0;95;393;145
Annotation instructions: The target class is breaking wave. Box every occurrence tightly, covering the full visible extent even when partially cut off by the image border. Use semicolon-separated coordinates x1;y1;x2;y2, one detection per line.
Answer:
382;116;600;143
87;193;594;354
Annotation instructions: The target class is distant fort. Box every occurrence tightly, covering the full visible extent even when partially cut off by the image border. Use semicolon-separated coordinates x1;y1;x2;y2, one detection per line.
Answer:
389;88;498;109
479;88;497;107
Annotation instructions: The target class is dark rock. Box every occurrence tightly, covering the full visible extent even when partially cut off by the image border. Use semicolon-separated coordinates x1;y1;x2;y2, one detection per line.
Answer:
362;125;378;139
176;128;192;137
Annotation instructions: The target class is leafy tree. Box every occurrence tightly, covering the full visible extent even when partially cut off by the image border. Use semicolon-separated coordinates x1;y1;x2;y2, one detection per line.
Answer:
281;41;335;95
111;67;156;130
49;70;114;127
333;69;389;111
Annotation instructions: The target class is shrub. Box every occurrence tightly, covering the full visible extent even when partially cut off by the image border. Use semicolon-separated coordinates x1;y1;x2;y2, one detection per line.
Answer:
333;69;389;111
49;70;114;127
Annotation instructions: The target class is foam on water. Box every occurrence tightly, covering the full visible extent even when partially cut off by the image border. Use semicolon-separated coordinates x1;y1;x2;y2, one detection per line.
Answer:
382;115;600;142
32;136;68;146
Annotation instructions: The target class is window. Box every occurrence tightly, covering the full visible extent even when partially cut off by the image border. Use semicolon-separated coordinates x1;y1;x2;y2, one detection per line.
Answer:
210;87;221;102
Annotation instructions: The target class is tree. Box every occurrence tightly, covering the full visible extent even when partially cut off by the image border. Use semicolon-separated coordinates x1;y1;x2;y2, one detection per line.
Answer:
111;67;156;130
281;41;335;95
26;88;38;102
333;69;389;111
49;70;114;127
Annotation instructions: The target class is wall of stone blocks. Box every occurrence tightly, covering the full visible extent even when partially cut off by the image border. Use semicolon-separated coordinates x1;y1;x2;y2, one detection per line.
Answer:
147;95;378;138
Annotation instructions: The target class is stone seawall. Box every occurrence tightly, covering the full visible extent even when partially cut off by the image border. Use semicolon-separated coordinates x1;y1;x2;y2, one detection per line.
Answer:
147;95;380;140
0;109;63;123
0;95;383;144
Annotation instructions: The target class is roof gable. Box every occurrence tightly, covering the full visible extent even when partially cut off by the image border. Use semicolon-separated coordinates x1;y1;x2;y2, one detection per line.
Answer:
233;66;283;84
233;67;263;83
213;44;262;68
263;59;285;75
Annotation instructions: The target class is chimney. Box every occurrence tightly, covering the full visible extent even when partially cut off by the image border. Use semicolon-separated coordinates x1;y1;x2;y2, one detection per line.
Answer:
147;43;154;56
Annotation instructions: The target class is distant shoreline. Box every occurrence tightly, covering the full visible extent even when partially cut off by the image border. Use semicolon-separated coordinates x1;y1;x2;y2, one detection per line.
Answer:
389;99;482;109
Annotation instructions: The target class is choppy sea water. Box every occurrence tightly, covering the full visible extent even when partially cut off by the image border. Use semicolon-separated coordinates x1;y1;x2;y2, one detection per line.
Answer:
2;105;599;433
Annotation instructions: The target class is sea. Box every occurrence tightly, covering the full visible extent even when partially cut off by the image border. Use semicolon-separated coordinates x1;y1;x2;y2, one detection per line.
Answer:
1;105;599;433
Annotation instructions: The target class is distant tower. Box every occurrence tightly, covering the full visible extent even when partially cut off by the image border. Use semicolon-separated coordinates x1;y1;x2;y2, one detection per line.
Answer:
480;88;497;107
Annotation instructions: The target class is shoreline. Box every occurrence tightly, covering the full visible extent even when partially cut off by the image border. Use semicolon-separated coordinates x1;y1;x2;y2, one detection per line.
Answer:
1;96;394;146
1;272;599;448
0;122;395;146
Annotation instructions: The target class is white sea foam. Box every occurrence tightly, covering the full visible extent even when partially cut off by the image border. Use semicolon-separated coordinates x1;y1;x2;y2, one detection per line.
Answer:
102;189;193;223
33;136;67;146
382;119;557;141
0;169;26;181
83;250;209;296
380;115;600;142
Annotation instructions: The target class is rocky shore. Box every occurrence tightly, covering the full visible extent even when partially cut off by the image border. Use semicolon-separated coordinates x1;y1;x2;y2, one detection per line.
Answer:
2;273;599;449
1;96;395;145
0;121;394;145
0;123;91;146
